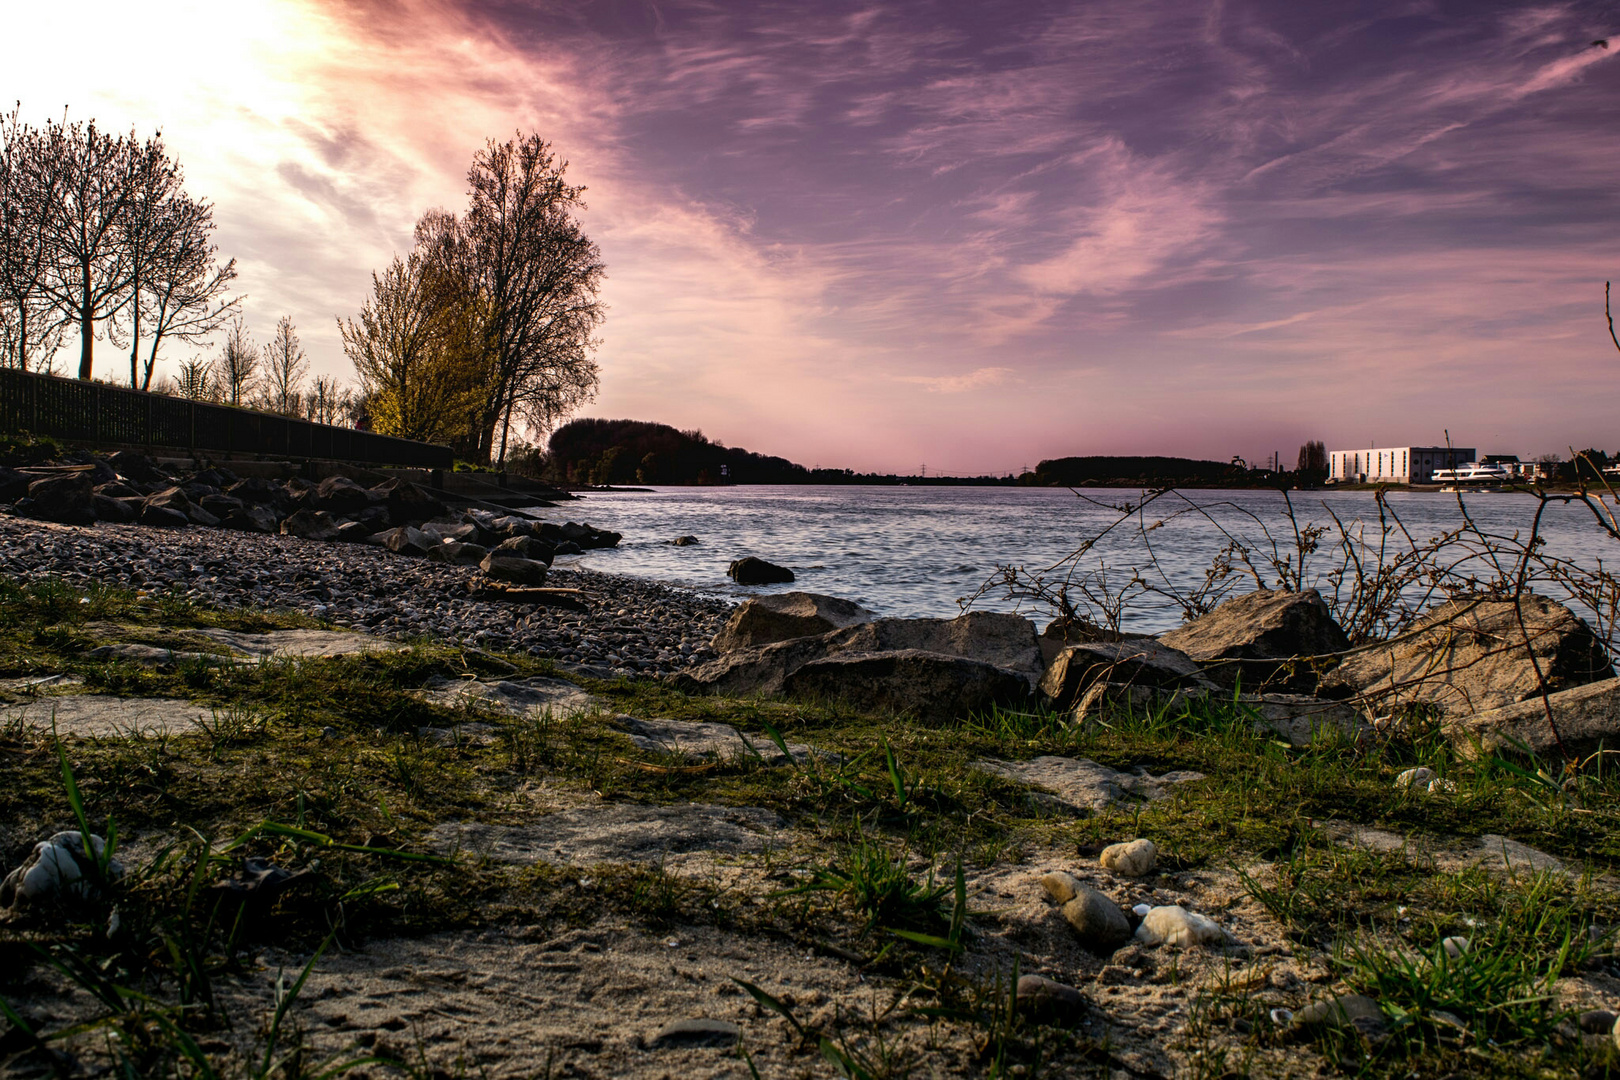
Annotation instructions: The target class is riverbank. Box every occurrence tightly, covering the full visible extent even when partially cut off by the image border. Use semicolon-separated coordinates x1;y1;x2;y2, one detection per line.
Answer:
0;515;730;676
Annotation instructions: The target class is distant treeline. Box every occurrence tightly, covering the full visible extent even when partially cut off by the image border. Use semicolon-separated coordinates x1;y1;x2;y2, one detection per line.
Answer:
542;419;1018;486
1023;455;1257;487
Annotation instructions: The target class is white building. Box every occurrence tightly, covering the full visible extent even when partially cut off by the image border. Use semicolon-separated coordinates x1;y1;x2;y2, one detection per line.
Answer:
1328;446;1474;484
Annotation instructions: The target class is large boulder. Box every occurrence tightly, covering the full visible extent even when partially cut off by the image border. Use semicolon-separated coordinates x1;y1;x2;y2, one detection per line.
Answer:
314;475;373;514
0;467;34;503
728;556;795;585
1040;639;1213;711
712;592;877;652
222;504;279;534
1449;679;1620;763
427;541;490;567
480;553;549;586
16;473;96;525
1320;595;1613;716
92;494;137;523
280;509;340;541
370;477;446;526
672;611;1042;698
1158;589;1349;692
495;535;556;565
780;649;1030;718
383;525;434;556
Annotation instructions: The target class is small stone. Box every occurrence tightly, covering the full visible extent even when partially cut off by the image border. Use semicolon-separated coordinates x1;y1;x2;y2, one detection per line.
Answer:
1134;905;1224;948
1132;902;1152;917
0;832;124;910
1040;870;1083;905
1440;935;1469;959
1395;766;1435;790
1577;1008;1615;1034
1099;839;1157;877
1269;1007;1294;1026
650;1018;740;1048
1016;974;1085;1021
1294;994;1386;1037
1061;886;1132;953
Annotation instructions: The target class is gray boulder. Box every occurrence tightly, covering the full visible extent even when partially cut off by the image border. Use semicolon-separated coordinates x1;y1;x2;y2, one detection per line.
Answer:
222;504;279;533
280;509;340;541
383;525;434;556
1449;678;1620;762
314;475;372;514
673;611;1042;699
427;541;490;566
1040;639;1213;711
334;520;374;543
728;556;794;585
1235;694;1370;747
711;591;877;652
1060;885;1133;953
0;466;32;503
92;494;137;523
781;649;1030;718
139;502;190;528
495;535;556;564
480;553;549;586
17;473;96;525
1158;589;1349;692
1320;594;1613;716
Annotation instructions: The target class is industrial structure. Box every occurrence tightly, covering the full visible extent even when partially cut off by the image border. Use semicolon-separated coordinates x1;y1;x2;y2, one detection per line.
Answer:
1327;446;1474;484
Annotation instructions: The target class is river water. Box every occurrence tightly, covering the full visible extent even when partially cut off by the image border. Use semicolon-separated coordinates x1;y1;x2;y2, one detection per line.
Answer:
559;485;1620;633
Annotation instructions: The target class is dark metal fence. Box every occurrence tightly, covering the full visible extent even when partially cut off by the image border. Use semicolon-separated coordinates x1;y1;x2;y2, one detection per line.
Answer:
0;368;453;468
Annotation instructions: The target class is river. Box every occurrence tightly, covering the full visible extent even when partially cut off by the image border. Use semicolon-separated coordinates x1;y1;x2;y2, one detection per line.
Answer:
556;485;1620;634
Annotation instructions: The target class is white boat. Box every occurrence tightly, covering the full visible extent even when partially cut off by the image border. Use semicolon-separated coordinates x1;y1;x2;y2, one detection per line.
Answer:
1432;462;1509;483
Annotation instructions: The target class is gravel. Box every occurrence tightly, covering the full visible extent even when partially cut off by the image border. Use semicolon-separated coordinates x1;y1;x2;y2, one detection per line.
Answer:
0;513;731;677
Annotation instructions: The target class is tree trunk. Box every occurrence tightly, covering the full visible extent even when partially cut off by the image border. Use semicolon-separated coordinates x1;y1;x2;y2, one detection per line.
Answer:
78;265;93;380
128;263;140;387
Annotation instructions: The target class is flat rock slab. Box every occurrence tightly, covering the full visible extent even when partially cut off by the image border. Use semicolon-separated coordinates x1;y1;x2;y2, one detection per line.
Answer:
417;676;598;717
190;628;409;658
428;803;785;866
976;756;1205;812
608;714;824;763
1318;821;1568;875
1;695;213;738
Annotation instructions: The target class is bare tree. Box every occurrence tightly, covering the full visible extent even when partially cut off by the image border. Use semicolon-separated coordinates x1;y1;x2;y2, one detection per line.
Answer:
213;316;257;406
34;115;139;380
258;314;307;414
303;373;348;425
173;356;216;401
0;107;71;371
461;133;604;465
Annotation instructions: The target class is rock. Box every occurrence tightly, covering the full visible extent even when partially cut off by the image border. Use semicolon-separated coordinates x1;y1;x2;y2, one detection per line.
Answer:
1061;886;1132;953
92;494;137;522
209;856;311;908
314;475;372;514
1069;681;1210;725
0;466;32;503
1235;693;1370;746
280;509;340;541
712;591;877;652
426;541;490;567
198;493;243;520
1040;870;1084;905
1294;994;1386;1035
1134;905;1224;947
334;520;374;543
1577;1008;1615;1034
1448;677;1620;763
139;503;190;528
1100;839;1157;877
383;525;435;556
1320;594;1614;716
1395;766;1436;790
728;556;795;585
671;535;699;546
86;643;209;665
222;504;279;533
781;649;1030;718
1016;974;1086;1021
105;450;167;484
1159;589;1349;693
553;540;584;555
370;477;446;525
1440;935;1469;958
976;757;1204;812
675;611;1041;699
608;714;823;763
650;1018;740;1048
0;831;124;910
480;554;549;586
494;535;556;564
93;480;142;499
1040;639;1213;710
17;473;96;525
1039;616;1145;666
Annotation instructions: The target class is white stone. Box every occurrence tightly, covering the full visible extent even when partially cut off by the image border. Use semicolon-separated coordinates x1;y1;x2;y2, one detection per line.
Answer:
1;832;124;909
1100;838;1157;877
1440;935;1469;959
1132;902;1153;917
1395;767;1435;790
1040;871;1083;905
1134;905;1224;948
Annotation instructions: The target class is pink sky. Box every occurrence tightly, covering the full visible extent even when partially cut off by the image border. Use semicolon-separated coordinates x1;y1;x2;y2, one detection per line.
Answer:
10;0;1620;473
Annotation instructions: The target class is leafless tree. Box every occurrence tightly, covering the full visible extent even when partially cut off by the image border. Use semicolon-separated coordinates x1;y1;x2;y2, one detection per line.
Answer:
258;314;307;415
0;107;71;371
303;373;347;425
213;316;257;406
34;115;140;380
461;133;604;465
173;356;216;401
